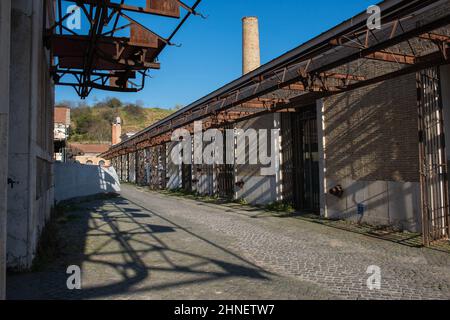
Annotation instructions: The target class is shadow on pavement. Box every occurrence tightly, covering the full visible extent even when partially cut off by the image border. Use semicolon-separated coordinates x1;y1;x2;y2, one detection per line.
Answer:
7;195;270;300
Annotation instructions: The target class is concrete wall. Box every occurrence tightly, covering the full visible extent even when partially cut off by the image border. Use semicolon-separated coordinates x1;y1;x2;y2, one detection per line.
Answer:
321;74;422;231
193;164;215;196
7;0;55;270
235;114;282;205
0;0;11;300
54;163;121;203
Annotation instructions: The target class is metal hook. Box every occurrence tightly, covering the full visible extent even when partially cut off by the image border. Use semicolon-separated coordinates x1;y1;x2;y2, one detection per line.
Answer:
168;42;183;48
194;11;209;19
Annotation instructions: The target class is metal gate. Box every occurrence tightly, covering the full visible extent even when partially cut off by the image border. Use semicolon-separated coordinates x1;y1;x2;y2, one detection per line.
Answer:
217;163;234;199
281;106;320;212
217;126;234;199
149;145;167;190
418;67;450;245
281;113;294;203
136;149;147;186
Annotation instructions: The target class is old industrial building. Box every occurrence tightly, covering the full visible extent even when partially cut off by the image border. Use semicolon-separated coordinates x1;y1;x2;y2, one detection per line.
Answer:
102;0;450;249
68;143;111;166
0;0;55;299
54;106;71;161
0;0;449;302
0;0;200;299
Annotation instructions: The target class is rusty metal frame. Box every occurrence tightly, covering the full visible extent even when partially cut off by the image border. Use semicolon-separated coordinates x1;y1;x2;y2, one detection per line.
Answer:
47;0;203;98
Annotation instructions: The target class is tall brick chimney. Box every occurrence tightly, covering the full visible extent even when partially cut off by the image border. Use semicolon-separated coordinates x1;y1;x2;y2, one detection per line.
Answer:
242;17;261;75
112;116;122;145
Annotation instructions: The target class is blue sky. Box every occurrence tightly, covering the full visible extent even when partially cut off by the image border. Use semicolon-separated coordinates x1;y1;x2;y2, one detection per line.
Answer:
56;0;377;108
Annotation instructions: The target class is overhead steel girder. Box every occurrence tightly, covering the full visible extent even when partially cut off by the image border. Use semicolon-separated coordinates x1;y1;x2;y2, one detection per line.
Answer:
49;0;203;98
62;0;182;18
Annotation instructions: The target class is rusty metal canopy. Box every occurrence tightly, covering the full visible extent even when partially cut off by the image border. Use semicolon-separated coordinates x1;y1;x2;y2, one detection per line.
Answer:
50;34;162;70
46;0;203;98
101;0;450;159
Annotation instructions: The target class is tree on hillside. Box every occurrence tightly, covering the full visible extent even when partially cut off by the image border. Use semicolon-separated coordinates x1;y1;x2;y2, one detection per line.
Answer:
72;106;93;135
93;97;122;109
123;103;145;120
66;97;174;143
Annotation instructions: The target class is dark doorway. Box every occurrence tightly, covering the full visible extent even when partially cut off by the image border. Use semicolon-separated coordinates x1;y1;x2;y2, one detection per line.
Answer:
217;125;235;199
281;105;320;212
182;164;192;192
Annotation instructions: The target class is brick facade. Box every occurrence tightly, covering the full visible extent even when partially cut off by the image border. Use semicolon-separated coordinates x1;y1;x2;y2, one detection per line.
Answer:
323;73;419;183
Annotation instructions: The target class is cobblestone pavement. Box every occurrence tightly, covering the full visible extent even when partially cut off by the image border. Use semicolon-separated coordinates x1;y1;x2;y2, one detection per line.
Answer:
7;184;450;300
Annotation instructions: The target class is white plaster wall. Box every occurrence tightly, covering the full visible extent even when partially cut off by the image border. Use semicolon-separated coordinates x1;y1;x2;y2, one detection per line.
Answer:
7;0;55;270
325;177;421;232
54;163;121;203
236;175;278;204
7;2;32;269
193;167;215;196
235;114;282;205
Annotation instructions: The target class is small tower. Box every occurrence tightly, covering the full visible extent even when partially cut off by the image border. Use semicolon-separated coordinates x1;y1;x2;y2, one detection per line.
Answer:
242;16;261;75
112;116;122;145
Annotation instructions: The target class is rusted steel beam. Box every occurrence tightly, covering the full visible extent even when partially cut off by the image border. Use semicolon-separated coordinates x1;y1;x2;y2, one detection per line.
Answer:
323;72;366;81
286;46;450;108
418;32;450;43
63;0;181;18
364;51;416;65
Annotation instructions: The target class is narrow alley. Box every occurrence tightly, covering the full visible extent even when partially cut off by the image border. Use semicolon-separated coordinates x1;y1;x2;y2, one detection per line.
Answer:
7;184;450;300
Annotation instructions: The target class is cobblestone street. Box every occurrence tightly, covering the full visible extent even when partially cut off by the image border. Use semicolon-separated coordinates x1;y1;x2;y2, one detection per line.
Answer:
7;184;450;300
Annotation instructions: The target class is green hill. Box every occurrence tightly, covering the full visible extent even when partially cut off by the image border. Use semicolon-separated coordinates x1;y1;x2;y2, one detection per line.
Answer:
59;98;178;143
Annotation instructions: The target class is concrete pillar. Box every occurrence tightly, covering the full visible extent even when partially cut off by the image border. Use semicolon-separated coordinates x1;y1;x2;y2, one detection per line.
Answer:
316;99;327;218
8;0;54;270
0;0;11;300
242;17;261;75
